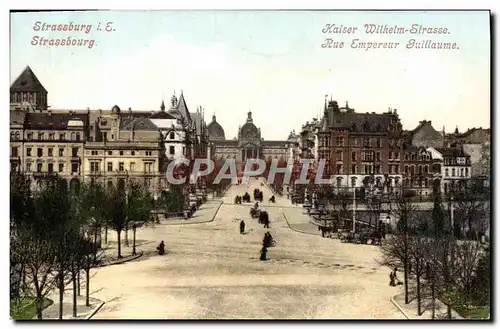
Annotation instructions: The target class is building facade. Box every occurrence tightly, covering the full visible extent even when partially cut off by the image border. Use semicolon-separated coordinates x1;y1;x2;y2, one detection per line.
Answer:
206;111;291;172
10;66;208;196
316;99;404;190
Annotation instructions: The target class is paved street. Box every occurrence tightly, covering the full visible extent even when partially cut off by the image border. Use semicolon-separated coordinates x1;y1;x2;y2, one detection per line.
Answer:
88;179;405;319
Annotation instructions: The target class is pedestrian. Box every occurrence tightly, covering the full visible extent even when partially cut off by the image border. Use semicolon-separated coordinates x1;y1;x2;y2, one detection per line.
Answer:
389;271;395;286
260;246;268;261
264;217;270;228
240;220;245;234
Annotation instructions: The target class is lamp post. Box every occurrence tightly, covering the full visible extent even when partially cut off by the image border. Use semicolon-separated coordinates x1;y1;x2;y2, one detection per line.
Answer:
132;223;137;256
352;184;356;233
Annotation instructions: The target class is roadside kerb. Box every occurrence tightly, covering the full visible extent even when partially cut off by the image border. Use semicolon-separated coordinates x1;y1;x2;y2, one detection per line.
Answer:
161;201;223;226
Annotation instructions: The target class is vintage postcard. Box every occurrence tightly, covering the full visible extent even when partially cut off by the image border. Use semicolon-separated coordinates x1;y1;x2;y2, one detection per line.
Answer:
9;9;491;320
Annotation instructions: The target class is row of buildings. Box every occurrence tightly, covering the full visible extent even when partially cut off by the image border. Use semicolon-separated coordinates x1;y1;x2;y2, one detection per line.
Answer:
290;98;490;197
9;66;490;198
9;66;294;197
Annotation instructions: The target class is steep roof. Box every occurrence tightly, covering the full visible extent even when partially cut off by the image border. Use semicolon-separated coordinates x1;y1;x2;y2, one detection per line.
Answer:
176;92;191;122
24;112;88;130
10;66;47;93
121;117;158;131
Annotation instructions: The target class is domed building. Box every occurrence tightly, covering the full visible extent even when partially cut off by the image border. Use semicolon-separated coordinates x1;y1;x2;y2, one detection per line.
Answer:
208;111;291;165
207;115;225;140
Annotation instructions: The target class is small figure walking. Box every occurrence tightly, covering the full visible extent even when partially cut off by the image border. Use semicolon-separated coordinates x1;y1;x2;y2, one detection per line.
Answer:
264;217;270;228
260;246;268;261
240;220;246;234
157;241;165;256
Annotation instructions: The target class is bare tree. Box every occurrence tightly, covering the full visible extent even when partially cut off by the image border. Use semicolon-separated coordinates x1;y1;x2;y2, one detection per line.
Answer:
392;194;418;304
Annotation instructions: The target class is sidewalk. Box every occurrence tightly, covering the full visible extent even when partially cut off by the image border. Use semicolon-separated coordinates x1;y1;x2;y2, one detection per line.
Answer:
159;201;223;225
391;284;463;320
40;294;104;320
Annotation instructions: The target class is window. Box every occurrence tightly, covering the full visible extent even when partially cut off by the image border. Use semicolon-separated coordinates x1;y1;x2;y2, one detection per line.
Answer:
49;133;54;140
71;163;79;173
119;151;124;156
376;152;381;161
130;162;135;172
363;151;373;162
59;163;64;172
362;138;370;147
107;180;113;189
405;154;409;161
59;148;64;157
169;132;175;140
103;132;108;141
452;168;456;177
90;162;99;172
395;152;400;160
375;165;381;174
445;168;449;177
48;163;53;173
351;152;356;161
131;151;135;156
336;150;343;161
169;146;175;155
108;151;112;155
395;165;399;174
76;133;81;141
404;165;409;174
376;138;381;148
37;148;43;157
351;177;357;187
37;163;42;172
59;133;65;140
460;168;464;177
351;165;356;174
48;148;53;157
465;168;469;177
119;162;124;172
336;137;344;147
38;133;44;140
336;164;343;174
72;148;78;157
144;162;154;173
11;147;18;157
418;165;422;174
26;148;32;157
27;133;33;140
425;165;428;173
107;162;113;172
146;151;152;156
26;163;32;172
91;150;98;155
182;147;186;155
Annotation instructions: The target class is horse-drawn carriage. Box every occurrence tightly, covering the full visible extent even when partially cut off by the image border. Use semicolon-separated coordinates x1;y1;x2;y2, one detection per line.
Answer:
250;207;261;218
242;192;251;203
339;229;383;245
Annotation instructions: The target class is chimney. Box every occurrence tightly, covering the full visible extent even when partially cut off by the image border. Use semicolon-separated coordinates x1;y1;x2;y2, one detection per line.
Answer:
394;109;398;115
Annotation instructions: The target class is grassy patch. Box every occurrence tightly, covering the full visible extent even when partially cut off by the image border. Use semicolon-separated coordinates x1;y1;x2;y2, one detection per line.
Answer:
10;297;53;320
457;305;490;320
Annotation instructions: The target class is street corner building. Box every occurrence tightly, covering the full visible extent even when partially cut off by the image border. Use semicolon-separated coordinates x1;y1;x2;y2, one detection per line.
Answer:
9;66;210;196
294;98;489;199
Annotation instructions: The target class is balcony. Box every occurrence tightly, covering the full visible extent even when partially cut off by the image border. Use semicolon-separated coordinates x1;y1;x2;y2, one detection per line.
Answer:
71;156;80;162
10;156;20;162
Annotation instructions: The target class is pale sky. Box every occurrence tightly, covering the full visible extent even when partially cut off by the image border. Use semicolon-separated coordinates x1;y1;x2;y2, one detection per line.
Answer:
10;10;490;140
